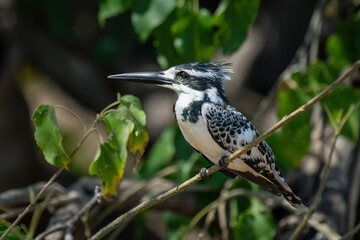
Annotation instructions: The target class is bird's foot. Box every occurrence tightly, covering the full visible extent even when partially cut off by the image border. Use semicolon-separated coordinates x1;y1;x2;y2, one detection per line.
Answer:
199;167;212;180
219;156;229;168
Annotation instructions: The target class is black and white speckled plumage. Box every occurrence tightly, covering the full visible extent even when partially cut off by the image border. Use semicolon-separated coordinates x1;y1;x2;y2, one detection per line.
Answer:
203;102;304;207
109;62;306;209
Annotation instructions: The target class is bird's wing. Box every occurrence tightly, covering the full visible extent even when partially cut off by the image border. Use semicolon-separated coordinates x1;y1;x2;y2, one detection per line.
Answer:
203;103;305;209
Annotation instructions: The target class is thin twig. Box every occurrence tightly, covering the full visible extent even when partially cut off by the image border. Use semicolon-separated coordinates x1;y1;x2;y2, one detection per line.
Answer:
90;60;360;240
54;105;87;135
341;222;360;240
199;205;216;239
218;180;232;239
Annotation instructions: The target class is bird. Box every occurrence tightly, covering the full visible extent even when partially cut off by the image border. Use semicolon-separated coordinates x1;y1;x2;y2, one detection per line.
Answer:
109;62;306;209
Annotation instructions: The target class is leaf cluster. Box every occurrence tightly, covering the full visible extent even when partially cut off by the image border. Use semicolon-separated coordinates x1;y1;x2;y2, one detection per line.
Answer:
32;95;149;201
98;0;260;68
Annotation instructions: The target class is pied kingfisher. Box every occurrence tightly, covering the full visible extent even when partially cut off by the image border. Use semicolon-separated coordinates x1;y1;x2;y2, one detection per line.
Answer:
109;62;306;209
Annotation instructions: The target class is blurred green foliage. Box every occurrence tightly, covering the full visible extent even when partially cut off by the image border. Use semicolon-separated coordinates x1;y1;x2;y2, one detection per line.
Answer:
232;198;276;240
98;0;260;68
267;11;360;170
19;0;73;39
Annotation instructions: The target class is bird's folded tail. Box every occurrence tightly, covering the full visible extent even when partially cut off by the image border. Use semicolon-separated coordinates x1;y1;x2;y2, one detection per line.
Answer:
227;165;307;210
273;175;307;210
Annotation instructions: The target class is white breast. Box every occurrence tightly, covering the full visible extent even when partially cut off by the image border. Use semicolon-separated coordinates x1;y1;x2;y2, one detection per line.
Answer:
177;114;225;163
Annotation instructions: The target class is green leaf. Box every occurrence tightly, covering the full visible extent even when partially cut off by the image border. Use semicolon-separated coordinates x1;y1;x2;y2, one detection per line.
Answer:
89;143;126;200
32;105;70;169
119;95;149;161
91;110;133;200
0;221;27;240
232;198;276;240
89;95;148;199
132;0;177;42
171;9;215;62
213;0;260;54
98;0;133;26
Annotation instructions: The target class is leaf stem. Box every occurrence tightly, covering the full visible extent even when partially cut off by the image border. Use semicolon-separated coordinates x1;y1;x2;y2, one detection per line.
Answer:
54;105;87;135
98;100;121;119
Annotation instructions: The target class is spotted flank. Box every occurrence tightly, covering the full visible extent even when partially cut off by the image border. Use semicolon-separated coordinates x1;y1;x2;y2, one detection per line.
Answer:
203;103;306;209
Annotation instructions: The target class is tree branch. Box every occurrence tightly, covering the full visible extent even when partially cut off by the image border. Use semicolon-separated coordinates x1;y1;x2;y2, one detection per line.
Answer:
90;60;360;240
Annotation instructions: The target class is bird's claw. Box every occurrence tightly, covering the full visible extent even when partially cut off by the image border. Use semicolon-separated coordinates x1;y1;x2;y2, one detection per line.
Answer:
219;156;229;168
200;167;212;180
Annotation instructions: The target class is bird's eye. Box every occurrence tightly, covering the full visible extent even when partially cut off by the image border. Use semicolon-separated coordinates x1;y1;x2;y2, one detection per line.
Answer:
177;71;189;79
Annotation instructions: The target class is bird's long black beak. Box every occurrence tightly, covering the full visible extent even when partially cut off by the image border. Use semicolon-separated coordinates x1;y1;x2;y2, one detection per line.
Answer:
108;71;172;85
